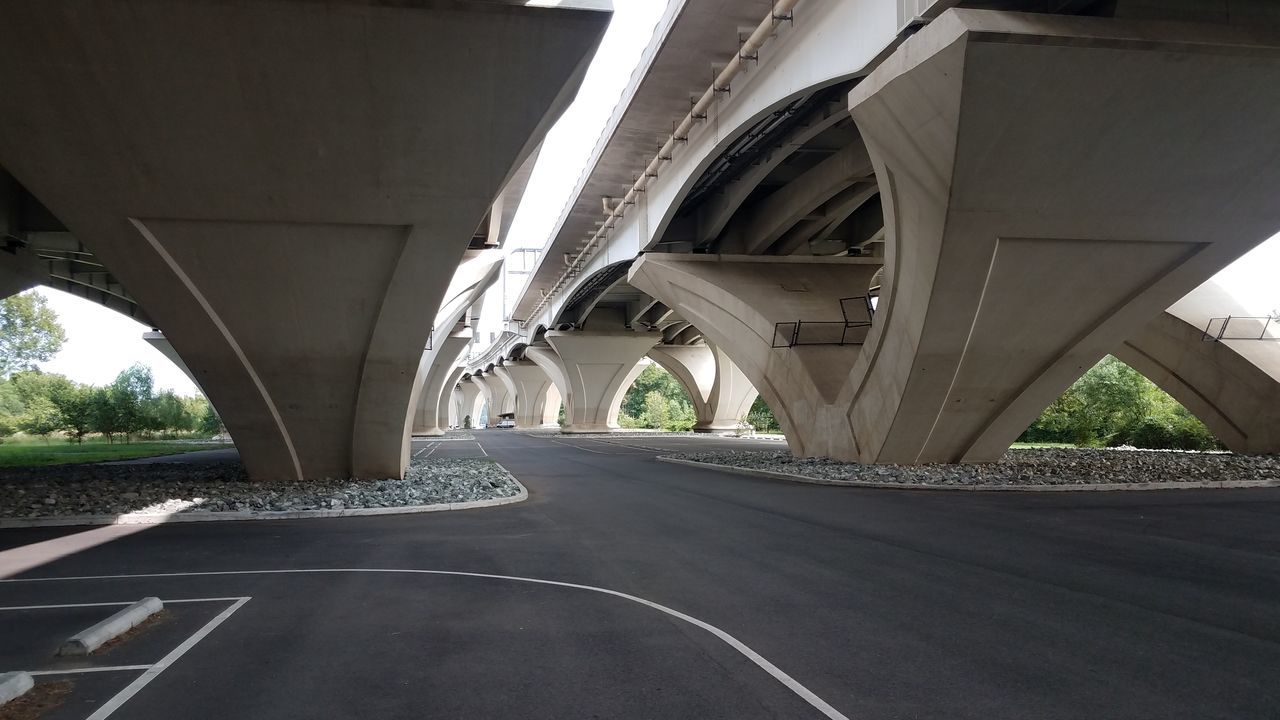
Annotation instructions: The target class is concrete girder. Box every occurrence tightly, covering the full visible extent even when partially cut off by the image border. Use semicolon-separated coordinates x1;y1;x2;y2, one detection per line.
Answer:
411;330;472;437
0;246;45;300
770;183;881;257
721;139;874;256
544;330;660;433
648;343;757;433
695;100;851;246
495;360;561;428
840;9;1280;464
0;1;609;479
629;254;881;457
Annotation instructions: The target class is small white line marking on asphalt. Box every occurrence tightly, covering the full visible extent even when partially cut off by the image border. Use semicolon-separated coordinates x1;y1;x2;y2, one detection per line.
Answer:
413;448;426;458
0;597;247;612
85;597;250;720
424;443;440;458
547;439;610;454
3;572;846;719
28;665;153;676
477;441;489;457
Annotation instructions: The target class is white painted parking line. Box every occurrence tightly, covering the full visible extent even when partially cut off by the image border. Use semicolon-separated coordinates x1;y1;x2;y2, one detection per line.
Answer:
0;596;252;612
28;665;153;676
546;439;611;454
2;571;846;720
86;596;250;720
477;441;489;457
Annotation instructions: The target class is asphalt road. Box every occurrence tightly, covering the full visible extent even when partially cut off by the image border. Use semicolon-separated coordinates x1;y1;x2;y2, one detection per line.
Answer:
1;430;1278;719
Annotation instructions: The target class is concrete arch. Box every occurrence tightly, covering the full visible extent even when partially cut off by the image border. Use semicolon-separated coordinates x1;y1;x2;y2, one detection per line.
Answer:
0;1;608;480
1115;312;1280;453
837;10;1280;464
647;342;757;433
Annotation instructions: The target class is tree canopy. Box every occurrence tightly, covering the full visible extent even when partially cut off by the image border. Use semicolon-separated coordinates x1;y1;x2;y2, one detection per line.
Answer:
0;291;67;378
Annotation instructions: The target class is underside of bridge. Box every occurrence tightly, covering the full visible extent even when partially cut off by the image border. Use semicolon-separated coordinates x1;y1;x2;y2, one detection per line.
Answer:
626;7;1280;464
0;0;610;480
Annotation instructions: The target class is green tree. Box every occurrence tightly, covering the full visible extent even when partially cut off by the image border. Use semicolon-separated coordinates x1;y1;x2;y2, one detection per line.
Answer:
54;384;95;443
19;395;63;441
198;401;224;436
0;291;67;378
108;364;156;441
152;391;192;433
89;386;122;443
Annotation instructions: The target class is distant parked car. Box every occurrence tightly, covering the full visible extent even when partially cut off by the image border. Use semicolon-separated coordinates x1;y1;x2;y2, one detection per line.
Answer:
496;418;516;429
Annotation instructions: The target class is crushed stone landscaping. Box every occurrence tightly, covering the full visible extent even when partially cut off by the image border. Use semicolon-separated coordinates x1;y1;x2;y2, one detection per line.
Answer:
0;457;520;520
664;447;1280;488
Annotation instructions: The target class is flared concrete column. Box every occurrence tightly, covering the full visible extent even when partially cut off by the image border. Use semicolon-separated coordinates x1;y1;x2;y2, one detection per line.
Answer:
836;10;1280;464
447;386;461;429
631;255;880;455
458;378;484;429
648;343;757;433
495;360;561;428
1114;279;1280;454
545;330;660;433
0;2;608;480
411;330;471;436
471;371;513;419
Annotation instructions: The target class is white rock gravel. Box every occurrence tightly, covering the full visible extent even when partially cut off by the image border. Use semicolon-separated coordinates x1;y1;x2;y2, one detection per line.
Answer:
667;448;1280;487
0;457;520;519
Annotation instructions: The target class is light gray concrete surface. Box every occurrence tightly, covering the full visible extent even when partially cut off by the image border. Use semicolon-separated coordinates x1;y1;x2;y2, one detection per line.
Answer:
0;671;34;706
59;596;163;655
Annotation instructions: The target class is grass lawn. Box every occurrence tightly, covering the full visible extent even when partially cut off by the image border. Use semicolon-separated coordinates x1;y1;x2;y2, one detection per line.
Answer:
0;437;230;467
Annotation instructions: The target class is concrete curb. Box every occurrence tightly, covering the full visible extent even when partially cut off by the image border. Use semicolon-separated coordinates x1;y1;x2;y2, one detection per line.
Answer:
0;465;529;529
59;597;163;656
656;456;1280;492
0;671;34;706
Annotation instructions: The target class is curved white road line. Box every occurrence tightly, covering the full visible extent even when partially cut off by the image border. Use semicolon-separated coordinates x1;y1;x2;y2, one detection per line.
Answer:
1;568;850;720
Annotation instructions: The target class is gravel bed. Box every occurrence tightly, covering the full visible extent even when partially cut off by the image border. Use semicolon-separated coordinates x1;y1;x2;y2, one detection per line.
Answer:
666;447;1280;487
0;457;520;519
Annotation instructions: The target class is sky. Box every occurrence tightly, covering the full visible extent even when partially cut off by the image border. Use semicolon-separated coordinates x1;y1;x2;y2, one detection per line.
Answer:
27;0;1280;393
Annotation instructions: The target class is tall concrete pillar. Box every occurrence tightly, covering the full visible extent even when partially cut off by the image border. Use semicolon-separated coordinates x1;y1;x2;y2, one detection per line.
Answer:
458;377;484;429
411;330;471;436
631;255;880;455
495;360;561;428
447;386;462;429
836;10;1280;463
544;330;660;433
0;1;609;480
472;369;513;419
648;343;757;433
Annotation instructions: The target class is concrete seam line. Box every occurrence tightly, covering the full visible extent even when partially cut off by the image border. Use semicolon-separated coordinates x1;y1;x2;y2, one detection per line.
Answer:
127;218;303;482
59;597;164;656
0;474;529;529
654;457;1280;493
0;671;34;706
0;570;849;720
86;597;250;720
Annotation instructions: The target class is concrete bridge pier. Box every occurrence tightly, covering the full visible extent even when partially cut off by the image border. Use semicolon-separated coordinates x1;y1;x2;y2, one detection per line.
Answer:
630;255;881;457
496;360;561;428
647;344;757;433
841;9;1280;464
458;377;485;429
543;331;660;433
411;330;471;437
471;369;514;423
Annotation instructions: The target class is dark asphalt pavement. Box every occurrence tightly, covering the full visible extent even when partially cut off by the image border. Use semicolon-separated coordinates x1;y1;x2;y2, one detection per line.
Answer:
2;430;1278;719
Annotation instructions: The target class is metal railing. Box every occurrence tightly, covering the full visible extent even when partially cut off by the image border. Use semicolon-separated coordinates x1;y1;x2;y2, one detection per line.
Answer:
771;295;875;348
1202;315;1280;342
